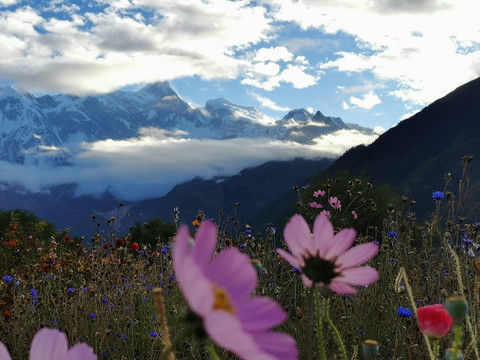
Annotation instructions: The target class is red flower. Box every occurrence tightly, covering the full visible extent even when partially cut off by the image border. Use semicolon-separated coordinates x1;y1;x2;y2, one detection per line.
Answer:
64;234;72;243
116;238;125;247
417;304;453;338
129;242;139;252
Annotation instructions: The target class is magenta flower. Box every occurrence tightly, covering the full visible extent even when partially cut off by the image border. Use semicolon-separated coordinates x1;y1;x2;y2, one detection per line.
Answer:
313;190;325;198
277;214;379;294
173;221;297;360
352;210;358;220
308;201;323;209
320;210;331;219
0;328;97;360
328;196;341;210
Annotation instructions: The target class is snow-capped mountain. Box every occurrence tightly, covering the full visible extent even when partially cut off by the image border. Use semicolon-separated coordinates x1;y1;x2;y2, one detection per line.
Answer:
0;81;374;165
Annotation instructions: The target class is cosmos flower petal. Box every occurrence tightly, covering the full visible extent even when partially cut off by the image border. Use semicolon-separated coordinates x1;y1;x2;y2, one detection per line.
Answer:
283;214;312;257
179;256;214;316
337;267;379;286
60;344;97;360
172;225;190;279
276;248;300;268
0;342;12;360
30;328;68;360
313;214;335;255
328;281;358;294
205;247;257;300
254;332;299;360
192;221;217;267
237;297;287;332
301;275;313;288
336;243;378;270
204;311;292;360
324;228;356;260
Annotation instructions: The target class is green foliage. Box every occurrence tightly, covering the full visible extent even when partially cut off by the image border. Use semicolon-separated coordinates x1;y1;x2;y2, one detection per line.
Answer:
295;170;400;235
130;217;176;248
2;159;480;359
0;210;58;276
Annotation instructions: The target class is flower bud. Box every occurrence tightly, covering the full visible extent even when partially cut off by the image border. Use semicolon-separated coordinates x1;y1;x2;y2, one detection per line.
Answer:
471;258;480;274
446;296;469;324
417;304;453;338
446;348;464;360
362;339;379;359
250;259;263;277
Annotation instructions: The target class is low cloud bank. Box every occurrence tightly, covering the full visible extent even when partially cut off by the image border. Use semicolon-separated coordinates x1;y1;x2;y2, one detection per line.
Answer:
0;128;379;201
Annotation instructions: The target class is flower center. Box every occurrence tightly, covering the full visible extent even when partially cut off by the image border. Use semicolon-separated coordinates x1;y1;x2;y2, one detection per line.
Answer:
301;256;339;285
212;284;236;314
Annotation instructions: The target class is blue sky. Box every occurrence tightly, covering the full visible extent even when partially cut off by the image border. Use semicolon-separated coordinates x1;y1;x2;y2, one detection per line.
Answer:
1;0;479;132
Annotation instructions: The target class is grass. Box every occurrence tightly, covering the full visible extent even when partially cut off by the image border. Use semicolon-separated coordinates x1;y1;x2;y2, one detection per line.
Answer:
1;161;479;359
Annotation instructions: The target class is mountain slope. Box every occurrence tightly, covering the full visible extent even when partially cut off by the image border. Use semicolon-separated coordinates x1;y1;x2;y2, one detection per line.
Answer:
0;82;372;167
327;76;480;219
126;158;334;231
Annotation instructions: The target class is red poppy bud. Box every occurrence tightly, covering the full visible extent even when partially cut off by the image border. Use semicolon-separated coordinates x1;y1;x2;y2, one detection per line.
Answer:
129;242;139;252
417;304;453;338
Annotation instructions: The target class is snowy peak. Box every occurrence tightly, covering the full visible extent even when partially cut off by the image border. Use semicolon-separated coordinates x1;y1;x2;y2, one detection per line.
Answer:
205;97;263;122
282;108;313;122
0;81;374;165
137;81;177;99
280;108;346;130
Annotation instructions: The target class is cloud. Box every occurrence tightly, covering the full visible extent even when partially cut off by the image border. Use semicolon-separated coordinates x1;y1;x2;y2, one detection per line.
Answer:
348;91;381;110
254;46;294;62
268;0;480;107
0;0;19;6
0;127;379;201
249;92;290;114
0;1;273;95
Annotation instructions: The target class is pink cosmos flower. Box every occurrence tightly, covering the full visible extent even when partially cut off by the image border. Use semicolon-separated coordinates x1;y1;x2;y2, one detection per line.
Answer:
277;214;379;294
352;210;358;220
417;304;453;339
173;221;297;360
320;210;331;219
0;328;97;360
308;201;323;209
313;190;325;198
328;196;341;210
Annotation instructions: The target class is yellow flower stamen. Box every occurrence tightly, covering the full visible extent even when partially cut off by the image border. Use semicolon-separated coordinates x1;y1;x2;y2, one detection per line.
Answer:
212;284;236;314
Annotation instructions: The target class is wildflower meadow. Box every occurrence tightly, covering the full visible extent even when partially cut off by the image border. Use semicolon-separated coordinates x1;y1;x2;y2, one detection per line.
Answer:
1;157;479;359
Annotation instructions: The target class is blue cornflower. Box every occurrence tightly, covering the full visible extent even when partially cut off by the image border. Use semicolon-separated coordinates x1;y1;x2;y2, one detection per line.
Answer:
67;288;74;293
89;313;96;319
2;275;13;283
169;275;175;281
293;267;301;274
30;288;38;299
149;332;158;338
388;231;398;238
433;191;444;201
397;306;413;318
161;247;168;254
102;297;109;304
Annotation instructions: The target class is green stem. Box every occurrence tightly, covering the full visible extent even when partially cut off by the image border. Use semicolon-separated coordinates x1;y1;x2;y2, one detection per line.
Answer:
206;339;221;360
433;338;439;360
314;287;327;360
452;324;463;359
324;297;348;360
